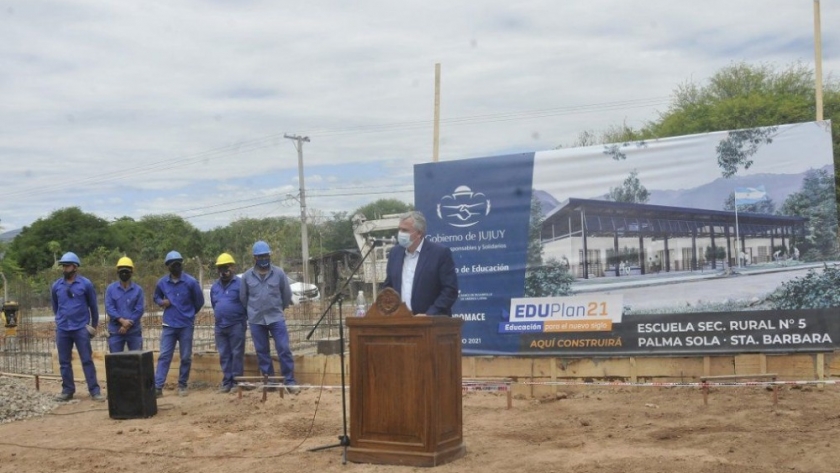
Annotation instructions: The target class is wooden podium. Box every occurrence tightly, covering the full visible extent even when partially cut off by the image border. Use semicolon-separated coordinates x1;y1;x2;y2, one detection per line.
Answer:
345;288;466;467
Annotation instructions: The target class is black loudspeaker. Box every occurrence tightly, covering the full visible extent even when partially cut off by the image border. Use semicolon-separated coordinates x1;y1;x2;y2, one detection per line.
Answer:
105;350;158;419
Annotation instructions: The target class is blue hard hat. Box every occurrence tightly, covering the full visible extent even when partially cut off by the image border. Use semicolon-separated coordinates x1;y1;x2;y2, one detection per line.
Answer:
165;250;184;265
252;241;271;256
58;252;81;267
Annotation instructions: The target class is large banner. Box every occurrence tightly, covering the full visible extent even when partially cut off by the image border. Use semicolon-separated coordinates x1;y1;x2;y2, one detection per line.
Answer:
415;121;839;355
415;153;533;353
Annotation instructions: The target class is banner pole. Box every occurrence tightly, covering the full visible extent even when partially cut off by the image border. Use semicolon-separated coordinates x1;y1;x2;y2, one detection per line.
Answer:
734;195;741;268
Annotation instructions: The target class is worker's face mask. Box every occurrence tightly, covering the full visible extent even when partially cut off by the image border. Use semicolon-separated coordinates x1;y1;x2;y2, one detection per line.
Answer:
118;269;132;282
397;231;413;248
168;261;183;277
255;255;271;269
62;264;77;280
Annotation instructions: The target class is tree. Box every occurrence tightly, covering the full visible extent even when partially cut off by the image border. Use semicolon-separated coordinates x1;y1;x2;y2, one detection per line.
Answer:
352;199;412;221
318;211;356;252
647;62;840;206
7;207;115;274
203;216;298;268
560;122;646;151
779;168;839;259
0;221;23;297
608;170;650;204
705;245;725;262
601;123;649;161
110;217;149;259
570;62;840;210
47;241;62;267
526;198;544;267
135;214;203;262
524;258;574;297
560;129;598;148
346;199;413;244
524;197;574;297
652;62;819;136
715;126;778;178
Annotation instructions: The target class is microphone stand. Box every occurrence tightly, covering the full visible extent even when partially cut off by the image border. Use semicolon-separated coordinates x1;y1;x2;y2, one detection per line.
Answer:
305;239;381;463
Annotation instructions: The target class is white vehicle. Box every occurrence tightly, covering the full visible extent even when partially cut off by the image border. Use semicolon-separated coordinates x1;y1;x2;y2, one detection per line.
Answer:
213;272;320;306
287;275;321;304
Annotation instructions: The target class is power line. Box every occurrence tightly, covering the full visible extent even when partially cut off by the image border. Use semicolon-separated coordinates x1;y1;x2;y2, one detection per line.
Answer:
5;96;669;200
176;188;414;221
295;97;670;137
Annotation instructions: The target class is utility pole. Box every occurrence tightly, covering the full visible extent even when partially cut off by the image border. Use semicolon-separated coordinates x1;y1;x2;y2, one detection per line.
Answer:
814;0;823;121
432;63;441;162
285;134;311;286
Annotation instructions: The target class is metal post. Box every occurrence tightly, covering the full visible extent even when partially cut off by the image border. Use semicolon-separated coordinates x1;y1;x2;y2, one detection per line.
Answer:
284;134;311;285
433;63;441;162
814;0;824;121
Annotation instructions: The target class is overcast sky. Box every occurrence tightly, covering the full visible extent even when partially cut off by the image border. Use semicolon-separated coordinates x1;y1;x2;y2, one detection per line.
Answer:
1;1;837;232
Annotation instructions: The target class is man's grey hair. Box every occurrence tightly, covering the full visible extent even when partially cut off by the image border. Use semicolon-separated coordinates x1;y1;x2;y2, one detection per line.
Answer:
400;210;427;234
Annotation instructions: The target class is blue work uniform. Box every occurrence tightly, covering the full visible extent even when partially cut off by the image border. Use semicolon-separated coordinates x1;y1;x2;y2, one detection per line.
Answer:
153;272;204;390
239;265;297;384
51;275;101;397
210;276;247;390
105;280;145;352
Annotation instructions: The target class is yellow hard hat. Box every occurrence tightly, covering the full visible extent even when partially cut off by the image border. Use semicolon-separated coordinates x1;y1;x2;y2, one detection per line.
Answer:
116;256;134;269
215;253;236;266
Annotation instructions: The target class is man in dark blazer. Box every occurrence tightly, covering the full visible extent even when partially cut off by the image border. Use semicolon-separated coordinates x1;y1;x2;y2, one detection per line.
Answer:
383;211;458;316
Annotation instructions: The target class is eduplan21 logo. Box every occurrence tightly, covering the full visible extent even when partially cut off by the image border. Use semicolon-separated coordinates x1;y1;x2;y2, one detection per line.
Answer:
500;295;624;334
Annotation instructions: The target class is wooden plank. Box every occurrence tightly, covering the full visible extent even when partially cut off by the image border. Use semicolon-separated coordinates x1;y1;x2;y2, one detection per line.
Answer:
816;353;825;391
706;356;734;376
734;354;762;374
701;373;777;381
828;352;840;377
766;354;814;379
474;356;533;378
554;358;631;379
68;349;840;394
635;356;704;382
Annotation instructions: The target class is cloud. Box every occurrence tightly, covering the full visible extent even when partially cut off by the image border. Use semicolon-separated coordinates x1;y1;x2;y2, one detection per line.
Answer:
0;0;836;231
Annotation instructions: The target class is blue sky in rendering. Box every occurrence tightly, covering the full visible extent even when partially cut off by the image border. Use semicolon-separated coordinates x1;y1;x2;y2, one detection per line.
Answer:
0;1;837;231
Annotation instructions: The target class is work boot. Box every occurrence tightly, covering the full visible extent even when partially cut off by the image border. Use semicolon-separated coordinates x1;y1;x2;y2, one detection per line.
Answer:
155;388;163;398
218;385;232;394
55;392;73;402
91;393;106;402
285;384;301;395
178;387;188;397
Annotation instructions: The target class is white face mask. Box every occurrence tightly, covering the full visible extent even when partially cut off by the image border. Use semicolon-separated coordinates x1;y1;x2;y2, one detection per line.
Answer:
397;231;413;248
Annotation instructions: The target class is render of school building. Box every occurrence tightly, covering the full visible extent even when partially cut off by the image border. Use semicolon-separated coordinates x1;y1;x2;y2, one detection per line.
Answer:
540;198;806;279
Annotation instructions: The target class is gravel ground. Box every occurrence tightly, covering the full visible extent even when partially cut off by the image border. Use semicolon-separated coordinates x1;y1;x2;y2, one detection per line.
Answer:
0;375;61;424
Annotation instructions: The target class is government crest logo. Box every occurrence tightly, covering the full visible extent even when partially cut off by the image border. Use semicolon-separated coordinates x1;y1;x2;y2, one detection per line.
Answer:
436;186;491;228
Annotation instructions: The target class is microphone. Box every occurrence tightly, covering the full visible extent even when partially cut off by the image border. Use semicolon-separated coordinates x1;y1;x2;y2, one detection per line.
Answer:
369;237;396;246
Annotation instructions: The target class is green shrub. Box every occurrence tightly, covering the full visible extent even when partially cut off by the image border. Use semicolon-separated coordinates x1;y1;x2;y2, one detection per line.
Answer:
524;258;575;297
769;265;840;309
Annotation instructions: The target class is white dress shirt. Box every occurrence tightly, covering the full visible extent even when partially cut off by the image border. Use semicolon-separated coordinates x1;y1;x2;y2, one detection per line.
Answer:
400;239;424;310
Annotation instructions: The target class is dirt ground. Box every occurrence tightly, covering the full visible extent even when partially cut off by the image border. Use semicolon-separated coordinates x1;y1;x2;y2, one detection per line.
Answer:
1;380;839;473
